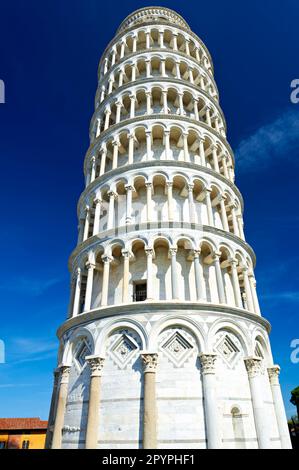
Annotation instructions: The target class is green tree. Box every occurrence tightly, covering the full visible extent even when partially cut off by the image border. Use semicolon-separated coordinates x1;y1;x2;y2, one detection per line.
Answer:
290;386;299;420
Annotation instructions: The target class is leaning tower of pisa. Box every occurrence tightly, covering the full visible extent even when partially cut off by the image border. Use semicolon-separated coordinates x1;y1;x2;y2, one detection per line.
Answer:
46;7;292;449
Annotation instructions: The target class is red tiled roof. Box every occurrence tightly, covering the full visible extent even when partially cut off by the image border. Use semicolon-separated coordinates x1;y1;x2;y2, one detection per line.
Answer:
0;418;48;431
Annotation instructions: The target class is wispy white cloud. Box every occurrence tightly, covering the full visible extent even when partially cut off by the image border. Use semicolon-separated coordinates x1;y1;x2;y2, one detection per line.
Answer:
7;337;57;365
261;291;299;301
0;383;37;389
235;109;299;171
0;276;63;296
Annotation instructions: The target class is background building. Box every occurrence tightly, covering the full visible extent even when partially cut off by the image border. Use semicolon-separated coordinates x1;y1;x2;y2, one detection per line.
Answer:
47;7;292;449
0;418;47;449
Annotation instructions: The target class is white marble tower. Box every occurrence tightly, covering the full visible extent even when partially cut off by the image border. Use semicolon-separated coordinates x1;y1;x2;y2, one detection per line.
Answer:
47;7;292;449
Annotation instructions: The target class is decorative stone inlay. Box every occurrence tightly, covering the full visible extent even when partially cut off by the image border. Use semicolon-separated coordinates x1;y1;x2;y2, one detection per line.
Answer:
86;355;105;377
109;332;139;369
214;332;241;368
160;330;194;368
74;339;91;370
198;353;217;374
141;352;158;373
244;357;263;378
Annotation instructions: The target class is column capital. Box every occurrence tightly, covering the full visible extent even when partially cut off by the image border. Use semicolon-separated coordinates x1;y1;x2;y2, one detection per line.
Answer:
192;248;201;258
166;181;173;188
86;355;105;377
145;182;153;189
125;184;135;192
85;261;96;271
187;183;194;191
58;364;71;384
93;197;102;205
198;353;217;374
145;247;155;257
228;257;238;267
267;365;280;385
168;247;177;257
101;254;113;264
121;249;133;260
244;356;263;378
107;190;118;199
141;352;158;373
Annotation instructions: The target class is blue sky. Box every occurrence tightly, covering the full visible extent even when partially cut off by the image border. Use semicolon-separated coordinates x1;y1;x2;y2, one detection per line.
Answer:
0;0;298;420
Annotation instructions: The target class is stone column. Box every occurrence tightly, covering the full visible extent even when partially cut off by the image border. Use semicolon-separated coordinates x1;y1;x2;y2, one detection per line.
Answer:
72;267;81;317
107;191;117;230
146;183;153;221
214;252;226;304
166;182;174;221
249;274;261;315
206;106;211;127
145;60;151;78
221;154;229;179
101;255;112;306
237;215;245;240
162;89;168;114
130;94;136;117
193;249;204;300
169;247;179;300
164;130;170;160
172;33;178;51
45;368;60;448
90;156;97;183
104;109;111;130
99;146;107;176
205;189;214;226
219;196;229;231
229;258;243;308
193;98;199;120
85;355;105;449
51;365;71;449
128;132;135;164
267;365;292;449
178;92;185;115
160;59;166;77
175;60;181;79
230;203;239;236
199;137;205;166
187;184;195;223
158;29;164;48
198;353;221;449
115;100;122;123
242;267;254;312
182;132;189;162
146;91;152;114
145;248;154;300
244;357;271;449
112;140;119;169
146;130;152;161
84;262;95;312
83;206;90;241
93;198;102;236
125;185;134;224
141;353;158;449
122;250;130;303
211;145;220;172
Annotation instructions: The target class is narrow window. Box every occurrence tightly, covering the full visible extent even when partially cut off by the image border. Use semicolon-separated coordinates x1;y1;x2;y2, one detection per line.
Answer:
133;282;147;302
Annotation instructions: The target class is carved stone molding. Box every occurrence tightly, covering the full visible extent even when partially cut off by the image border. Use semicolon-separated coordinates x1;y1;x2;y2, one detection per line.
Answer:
117;8;190;34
